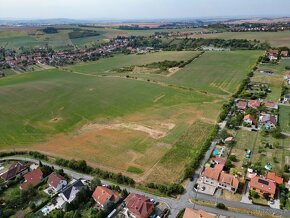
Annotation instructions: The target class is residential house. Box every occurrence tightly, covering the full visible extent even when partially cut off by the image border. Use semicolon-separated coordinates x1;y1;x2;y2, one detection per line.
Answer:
248;100;261;109
249;175;276;198
0;161;29;181
243;114;256;127
20;168;43;190
266;172;283;185
281;51;289;57
259;114;277;129
59;179;86;203
124;193;154;218
218;171;239;192
236;100;247;112
183;208;217;218
264;101;278;110
47;172;67;192
259;70;273;74
268;50;279;61
284;94;290;103
92;186;120;208
201;159;239;193
284;73;290;85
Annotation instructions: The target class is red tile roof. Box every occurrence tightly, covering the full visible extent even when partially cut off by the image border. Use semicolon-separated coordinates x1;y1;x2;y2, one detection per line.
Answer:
125;193;154;218
250;175;276;195
236;101;247;110
183;208;216;218
92;186;120;207
20;168;43;190
266;172;283;185
281;51;288;57
244;114;256;124
264;101;278;109
48;172;66;189
248;100;261;108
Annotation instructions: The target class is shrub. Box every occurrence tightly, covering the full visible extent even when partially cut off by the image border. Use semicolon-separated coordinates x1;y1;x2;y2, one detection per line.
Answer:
216;203;227;210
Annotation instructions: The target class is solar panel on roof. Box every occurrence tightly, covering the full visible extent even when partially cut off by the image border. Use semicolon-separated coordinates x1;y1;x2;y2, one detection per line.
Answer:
258;179;269;185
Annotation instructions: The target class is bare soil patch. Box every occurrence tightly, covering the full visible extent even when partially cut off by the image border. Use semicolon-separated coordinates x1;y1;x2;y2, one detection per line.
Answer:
80;121;175;139
49;117;63;123
166;67;180;77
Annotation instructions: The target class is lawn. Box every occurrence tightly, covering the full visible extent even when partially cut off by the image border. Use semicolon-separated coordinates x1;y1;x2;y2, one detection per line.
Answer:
279;105;290;133
0;50;259;183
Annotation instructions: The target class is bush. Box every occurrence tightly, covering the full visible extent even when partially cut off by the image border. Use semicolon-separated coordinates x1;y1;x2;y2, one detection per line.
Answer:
216;203;227;210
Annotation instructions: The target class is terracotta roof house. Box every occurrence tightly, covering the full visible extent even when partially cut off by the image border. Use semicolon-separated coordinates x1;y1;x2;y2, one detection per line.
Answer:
236;101;247;111
201;162;239;193
266;172;283;185
183;208;217;218
243;114;256;126
264;101;278;110
218;172;239;192
248;100;261;109
124;193;154;218
281;51;289;57
92;186;120;208
0;161;29;181
48;172;67;192
259;114;277;129
268;50;279;61
59;179;86;203
250;175;276;198
20;168;43;190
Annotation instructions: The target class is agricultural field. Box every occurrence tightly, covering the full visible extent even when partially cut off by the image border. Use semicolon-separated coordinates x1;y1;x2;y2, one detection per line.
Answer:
0;50;261;183
0;26;208;50
188;31;290;48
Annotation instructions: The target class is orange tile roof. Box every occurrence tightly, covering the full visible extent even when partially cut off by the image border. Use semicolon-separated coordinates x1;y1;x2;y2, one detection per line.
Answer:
202;167;221;180
244;114;256;124
266;172;283;185
250;175;276;195
219;172;239;190
92;186;120;206
20;168;43;190
183;208;216;218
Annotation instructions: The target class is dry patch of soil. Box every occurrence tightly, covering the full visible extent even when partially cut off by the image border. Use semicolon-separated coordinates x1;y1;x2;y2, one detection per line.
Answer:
80;121;175;139
49;117;63;123
166;67;180;77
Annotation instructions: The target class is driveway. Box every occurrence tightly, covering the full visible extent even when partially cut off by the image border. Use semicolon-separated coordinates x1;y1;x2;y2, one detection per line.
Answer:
268;199;280;209
240;182;252;204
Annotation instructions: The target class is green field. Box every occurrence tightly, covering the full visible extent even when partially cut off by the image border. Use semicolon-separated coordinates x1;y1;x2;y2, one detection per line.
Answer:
188;31;290;47
0;50;261;183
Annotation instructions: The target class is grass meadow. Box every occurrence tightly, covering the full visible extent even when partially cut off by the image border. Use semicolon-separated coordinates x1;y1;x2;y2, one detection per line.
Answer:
0;50;261;183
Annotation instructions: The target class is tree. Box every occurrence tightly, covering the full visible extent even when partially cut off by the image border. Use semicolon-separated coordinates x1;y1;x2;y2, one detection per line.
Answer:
89;176;102;191
47;209;65;218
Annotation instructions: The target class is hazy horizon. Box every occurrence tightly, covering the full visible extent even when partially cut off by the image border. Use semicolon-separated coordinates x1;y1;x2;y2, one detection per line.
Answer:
0;0;290;20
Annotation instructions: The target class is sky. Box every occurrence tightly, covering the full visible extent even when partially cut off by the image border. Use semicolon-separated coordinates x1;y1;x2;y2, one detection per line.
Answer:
0;0;290;20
